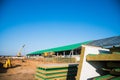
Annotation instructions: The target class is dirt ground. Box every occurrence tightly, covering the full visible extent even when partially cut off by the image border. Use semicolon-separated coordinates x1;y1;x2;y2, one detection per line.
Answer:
0;59;43;80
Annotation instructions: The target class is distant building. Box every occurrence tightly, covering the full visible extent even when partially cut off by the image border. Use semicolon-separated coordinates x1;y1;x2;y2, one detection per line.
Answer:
27;36;120;56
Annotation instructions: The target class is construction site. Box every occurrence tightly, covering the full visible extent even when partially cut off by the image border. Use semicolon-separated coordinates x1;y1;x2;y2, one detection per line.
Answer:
0;36;120;80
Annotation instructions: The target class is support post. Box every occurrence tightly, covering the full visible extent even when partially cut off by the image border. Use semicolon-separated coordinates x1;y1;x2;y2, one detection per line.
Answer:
63;52;65;57
57;52;58;56
72;50;74;57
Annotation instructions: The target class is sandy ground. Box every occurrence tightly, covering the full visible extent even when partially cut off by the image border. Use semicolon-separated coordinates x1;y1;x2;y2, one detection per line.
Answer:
0;57;70;80
0;59;42;80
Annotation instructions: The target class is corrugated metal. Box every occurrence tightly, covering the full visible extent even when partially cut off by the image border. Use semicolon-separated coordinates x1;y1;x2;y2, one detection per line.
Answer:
27;41;91;55
35;63;78;80
27;36;120;55
88;36;120;48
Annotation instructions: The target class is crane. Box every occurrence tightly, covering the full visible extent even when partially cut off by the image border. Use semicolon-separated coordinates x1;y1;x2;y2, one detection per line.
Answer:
17;44;25;57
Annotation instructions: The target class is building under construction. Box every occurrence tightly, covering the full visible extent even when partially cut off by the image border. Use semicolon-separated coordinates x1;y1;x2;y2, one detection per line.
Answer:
27;36;120;80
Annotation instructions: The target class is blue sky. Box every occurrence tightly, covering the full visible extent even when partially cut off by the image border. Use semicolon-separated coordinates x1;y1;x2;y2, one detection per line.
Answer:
0;0;120;55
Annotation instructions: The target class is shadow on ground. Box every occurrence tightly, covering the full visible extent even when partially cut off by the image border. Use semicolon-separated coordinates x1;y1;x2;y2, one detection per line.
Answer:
11;65;21;68
0;62;21;73
0;62;7;73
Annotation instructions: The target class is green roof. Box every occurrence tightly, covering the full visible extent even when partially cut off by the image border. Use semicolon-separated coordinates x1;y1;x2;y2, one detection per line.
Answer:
27;41;91;55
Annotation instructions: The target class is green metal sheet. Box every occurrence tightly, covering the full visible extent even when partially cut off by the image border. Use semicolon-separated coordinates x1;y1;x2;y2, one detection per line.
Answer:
27;41;91;55
93;74;115;80
35;63;78;80
111;77;120;80
35;74;66;80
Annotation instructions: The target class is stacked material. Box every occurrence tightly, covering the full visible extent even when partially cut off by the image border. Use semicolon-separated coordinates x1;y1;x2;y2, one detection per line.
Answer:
107;62;120;76
86;53;120;61
54;57;76;63
86;51;120;80
93;74;120;80
35;63;78;80
93;62;120;80
93;74;115;80
43;57;76;63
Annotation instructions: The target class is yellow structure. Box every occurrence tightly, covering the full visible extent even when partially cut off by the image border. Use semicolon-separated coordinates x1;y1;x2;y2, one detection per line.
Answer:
17;44;25;57
86;53;120;61
3;59;11;68
42;52;55;57
17;52;21;57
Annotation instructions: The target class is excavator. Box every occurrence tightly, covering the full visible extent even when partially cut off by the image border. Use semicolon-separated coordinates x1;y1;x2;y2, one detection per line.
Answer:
3;45;25;68
3;58;11;68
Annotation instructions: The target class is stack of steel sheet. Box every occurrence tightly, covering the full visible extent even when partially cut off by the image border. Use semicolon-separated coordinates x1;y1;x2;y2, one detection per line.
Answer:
35;63;78;80
53;57;76;63
87;51;120;80
93;75;120;80
93;62;120;80
86;53;120;61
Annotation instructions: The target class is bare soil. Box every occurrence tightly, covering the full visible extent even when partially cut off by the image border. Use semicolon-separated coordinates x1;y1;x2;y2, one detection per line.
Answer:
0;59;42;80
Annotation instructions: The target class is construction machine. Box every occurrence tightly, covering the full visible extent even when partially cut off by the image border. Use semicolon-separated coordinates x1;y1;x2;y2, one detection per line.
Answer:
42;52;55;57
3;58;11;68
17;44;25;57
